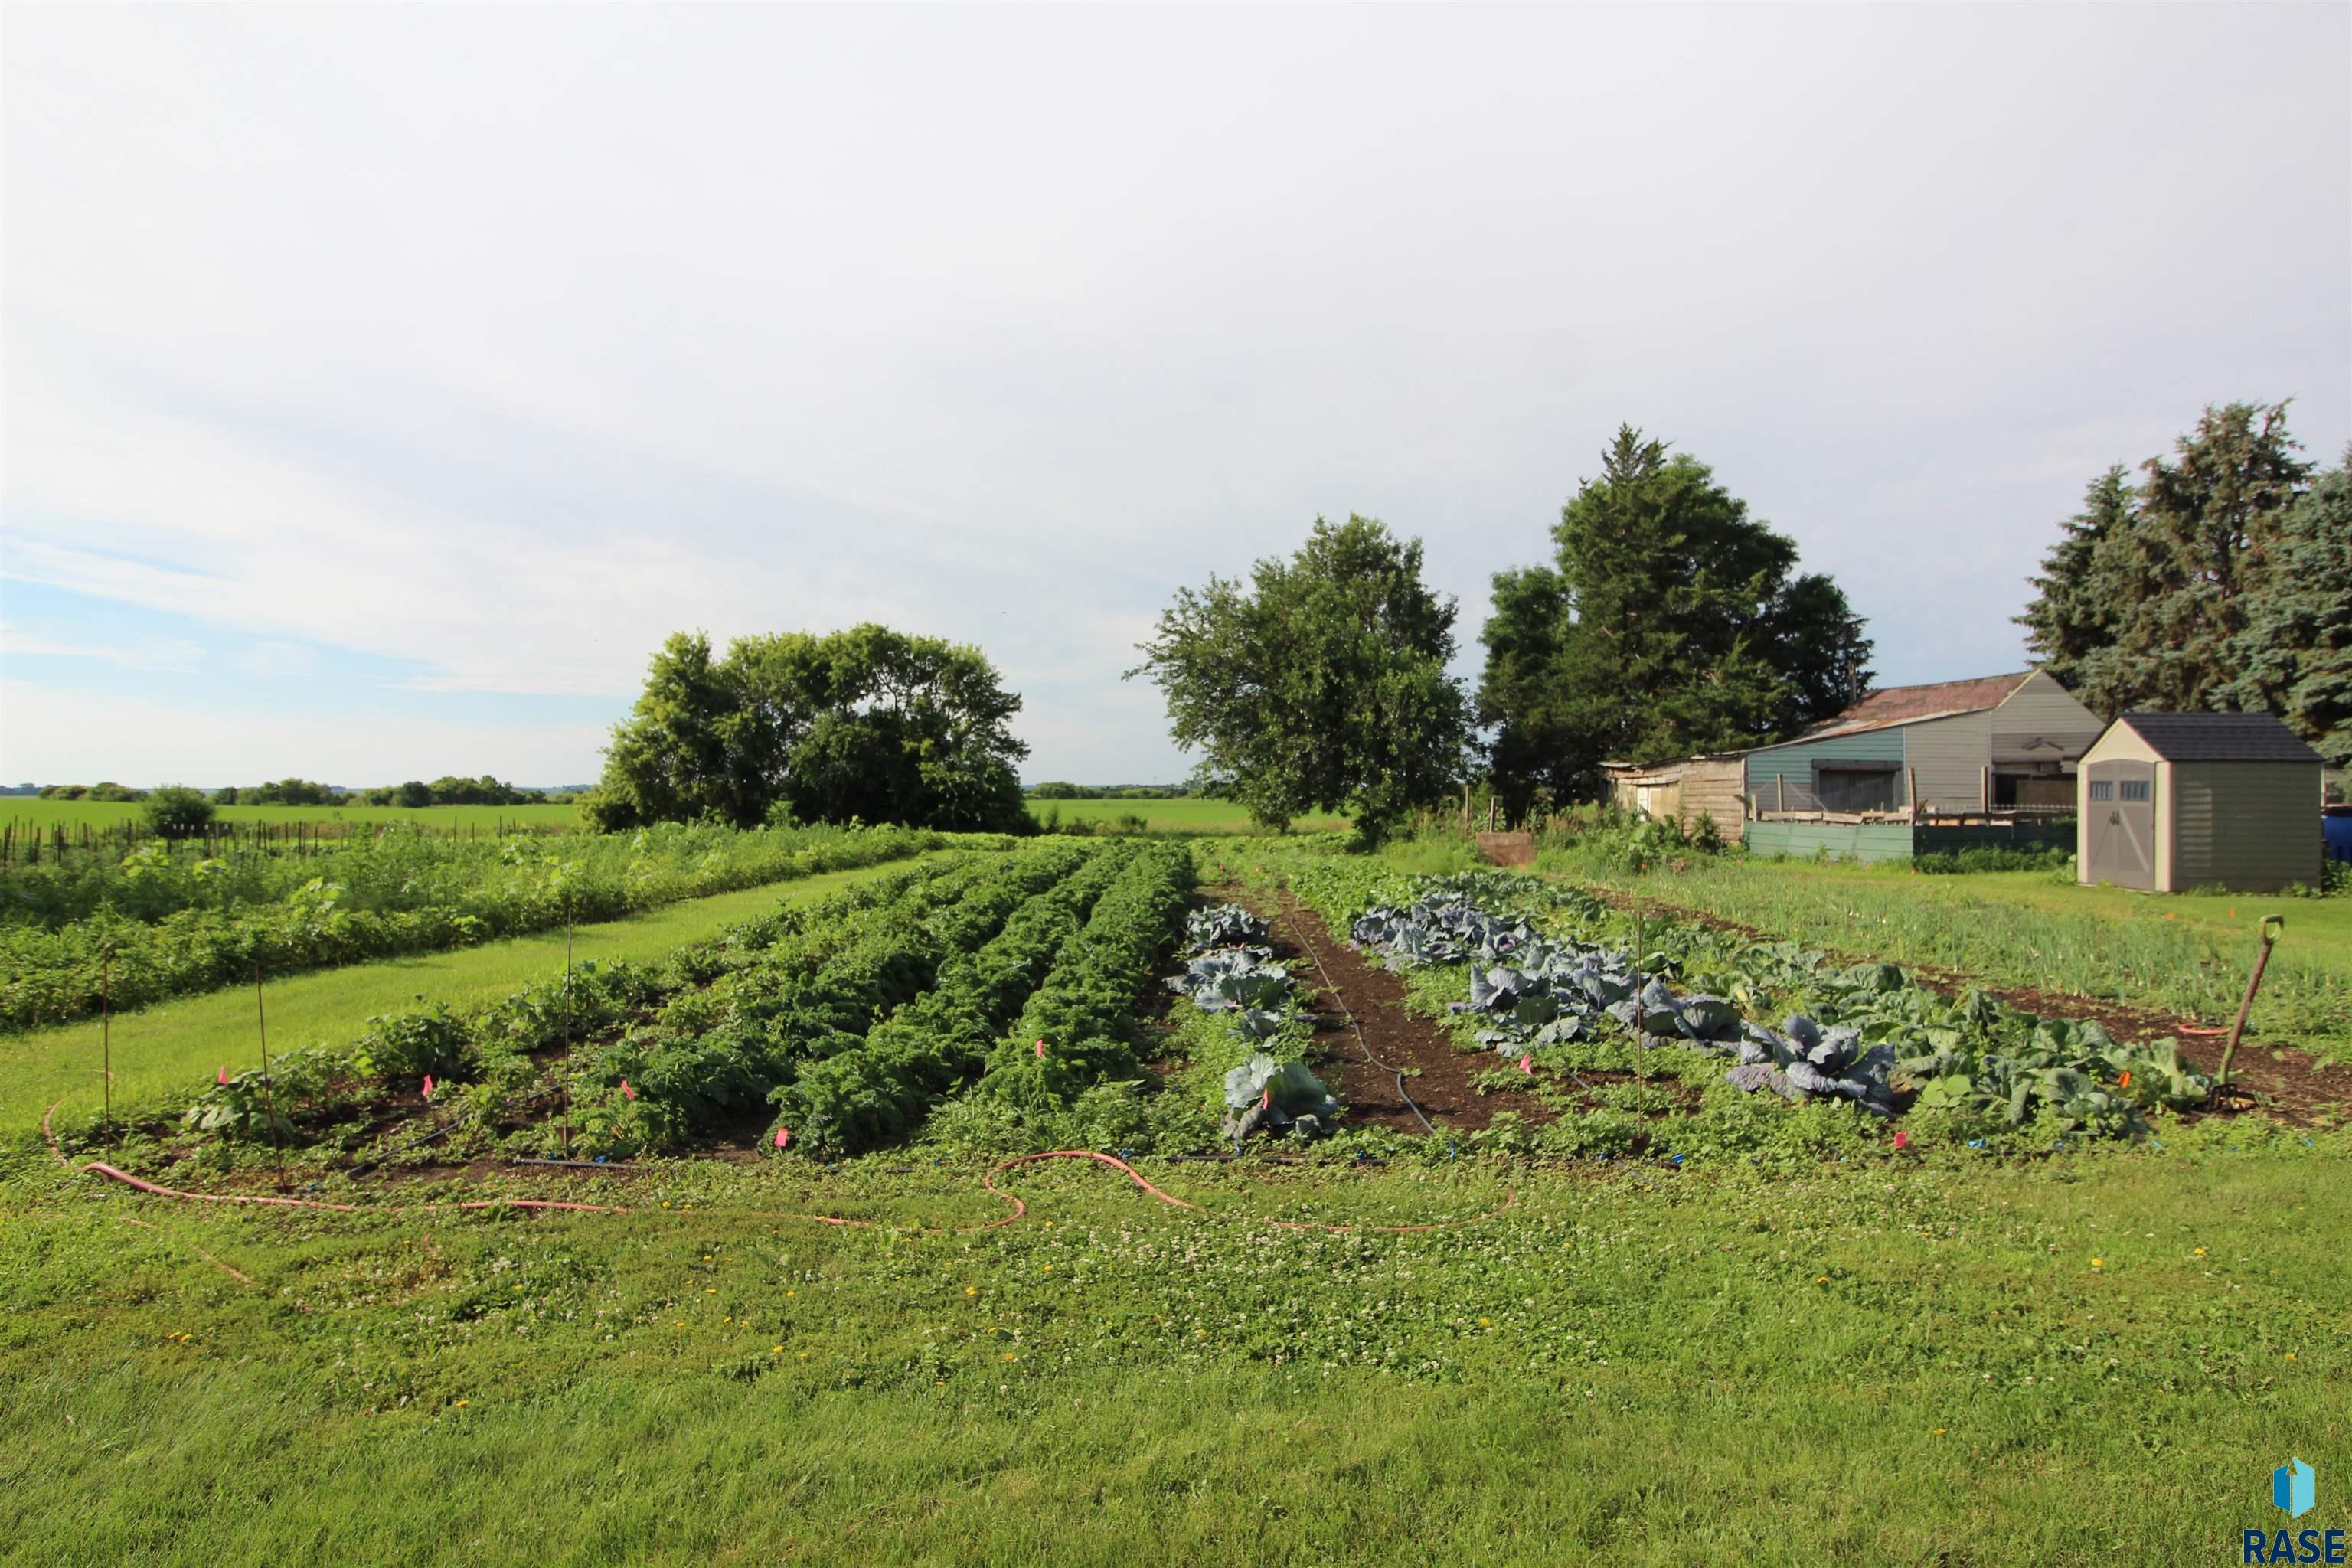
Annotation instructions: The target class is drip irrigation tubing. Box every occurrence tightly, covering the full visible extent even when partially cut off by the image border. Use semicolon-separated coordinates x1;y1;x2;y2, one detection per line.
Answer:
45;1100;1511;1235
1280;897;1439;1138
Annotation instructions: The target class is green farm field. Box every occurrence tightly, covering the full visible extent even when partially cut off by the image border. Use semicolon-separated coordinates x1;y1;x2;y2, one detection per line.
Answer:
2;858;938;1140
4;799;583;837
1026;796;1348;834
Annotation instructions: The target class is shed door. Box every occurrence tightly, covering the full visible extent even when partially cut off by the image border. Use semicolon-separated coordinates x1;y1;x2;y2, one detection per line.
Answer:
2084;761;2156;890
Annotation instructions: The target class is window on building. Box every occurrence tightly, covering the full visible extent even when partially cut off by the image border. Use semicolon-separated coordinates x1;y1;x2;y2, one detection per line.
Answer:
2118;779;2151;802
1814;762;1901;812
2089;780;2113;801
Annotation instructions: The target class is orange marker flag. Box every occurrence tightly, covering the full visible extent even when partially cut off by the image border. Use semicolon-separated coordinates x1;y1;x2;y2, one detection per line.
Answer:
1518;1054;1534;1074
773;1126;790;1149
422;1075;435;1099
1034;1039;1046;1059
1261;1086;1271;1110
620;1078;635;1101
217;1066;228;1086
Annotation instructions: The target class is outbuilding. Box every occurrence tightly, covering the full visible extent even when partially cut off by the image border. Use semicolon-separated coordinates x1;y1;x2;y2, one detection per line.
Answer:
1599;753;1748;844
2078;711;2325;893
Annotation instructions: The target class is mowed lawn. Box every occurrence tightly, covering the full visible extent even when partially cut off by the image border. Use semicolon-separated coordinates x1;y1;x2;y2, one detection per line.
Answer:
1027;797;1349;834
1;1137;2343;1566
2;858;936;1138
2;799;583;838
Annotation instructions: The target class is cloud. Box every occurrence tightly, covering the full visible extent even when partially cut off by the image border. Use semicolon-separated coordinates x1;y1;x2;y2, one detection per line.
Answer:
2;5;2347;782
0;621;208;674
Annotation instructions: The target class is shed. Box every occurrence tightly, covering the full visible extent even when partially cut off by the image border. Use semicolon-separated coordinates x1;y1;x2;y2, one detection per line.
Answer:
2077;712;2324;893
1599;753;1747;843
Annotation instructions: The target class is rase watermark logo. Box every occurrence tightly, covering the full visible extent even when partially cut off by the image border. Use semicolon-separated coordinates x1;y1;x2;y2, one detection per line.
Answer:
2244;1459;2342;1564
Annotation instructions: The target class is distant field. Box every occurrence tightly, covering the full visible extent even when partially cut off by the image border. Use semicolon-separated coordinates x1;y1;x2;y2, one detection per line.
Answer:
1027;796;1348;833
2;799;582;835
2;857;936;1136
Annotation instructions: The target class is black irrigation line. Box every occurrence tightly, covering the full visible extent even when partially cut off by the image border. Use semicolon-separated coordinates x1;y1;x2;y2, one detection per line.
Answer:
1279;894;1439;1138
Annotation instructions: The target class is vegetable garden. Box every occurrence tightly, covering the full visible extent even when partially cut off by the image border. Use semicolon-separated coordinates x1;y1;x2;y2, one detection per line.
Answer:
46;825;2327;1204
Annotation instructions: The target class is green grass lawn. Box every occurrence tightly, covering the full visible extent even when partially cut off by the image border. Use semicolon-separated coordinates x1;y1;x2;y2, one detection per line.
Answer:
1027;797;1350;835
1;859;935;1139
2;1135;2342;1565
3;799;583;838
1574;854;2352;1061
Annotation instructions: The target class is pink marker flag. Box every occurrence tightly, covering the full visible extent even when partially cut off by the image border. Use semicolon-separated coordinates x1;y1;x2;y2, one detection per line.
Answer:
620;1078;635;1102
1519;1054;1534;1074
1034;1039;1046;1059
1893;1129;1911;1152
422;1074;435;1099
217;1066;229;1086
1262;1086;1272;1110
773;1126;790;1149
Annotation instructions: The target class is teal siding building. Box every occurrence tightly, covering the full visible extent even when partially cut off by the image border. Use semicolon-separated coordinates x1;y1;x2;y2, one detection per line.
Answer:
1741;671;2102;863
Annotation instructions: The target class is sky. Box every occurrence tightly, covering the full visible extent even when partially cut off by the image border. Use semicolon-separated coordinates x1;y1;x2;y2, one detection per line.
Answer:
4;5;2347;789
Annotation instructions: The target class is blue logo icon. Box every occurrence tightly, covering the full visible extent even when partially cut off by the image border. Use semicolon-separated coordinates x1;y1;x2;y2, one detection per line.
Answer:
2276;1459;2317;1520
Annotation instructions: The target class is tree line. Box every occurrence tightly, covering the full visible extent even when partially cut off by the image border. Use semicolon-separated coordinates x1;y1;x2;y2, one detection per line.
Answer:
577;403;2347;841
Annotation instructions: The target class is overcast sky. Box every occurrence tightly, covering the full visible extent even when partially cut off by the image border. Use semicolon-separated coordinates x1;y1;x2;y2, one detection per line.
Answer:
4;5;2347;789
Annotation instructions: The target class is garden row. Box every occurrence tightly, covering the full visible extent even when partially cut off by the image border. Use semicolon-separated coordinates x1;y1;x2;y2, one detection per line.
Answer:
1217;840;2220;1150
165;838;1202;1164
0;821;961;1034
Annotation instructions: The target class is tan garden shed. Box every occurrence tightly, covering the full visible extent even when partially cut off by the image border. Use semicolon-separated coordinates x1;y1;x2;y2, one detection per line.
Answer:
2077;712;2324;893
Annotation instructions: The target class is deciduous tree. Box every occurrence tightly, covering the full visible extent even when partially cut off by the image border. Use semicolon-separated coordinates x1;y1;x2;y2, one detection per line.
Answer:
1131;515;1472;839
586;625;1031;831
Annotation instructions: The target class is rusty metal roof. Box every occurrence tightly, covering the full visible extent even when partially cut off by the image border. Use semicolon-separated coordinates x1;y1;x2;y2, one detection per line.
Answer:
1789;672;2034;741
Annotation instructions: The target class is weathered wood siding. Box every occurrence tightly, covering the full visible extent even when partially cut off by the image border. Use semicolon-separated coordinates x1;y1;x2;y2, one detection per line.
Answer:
1988;671;2104;764
2169;761;2323;892
1747;730;1904;812
1606;759;1747;842
1900;711;1993;811
1678;760;1746;843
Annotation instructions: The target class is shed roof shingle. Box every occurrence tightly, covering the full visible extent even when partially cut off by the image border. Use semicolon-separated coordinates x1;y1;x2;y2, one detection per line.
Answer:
2115;711;2324;763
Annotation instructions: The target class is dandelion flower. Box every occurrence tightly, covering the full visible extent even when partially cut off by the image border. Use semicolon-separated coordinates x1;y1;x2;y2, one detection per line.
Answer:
2286;1352;2297;1361
2194;1247;2207;1256
1815;1276;1830;1285
965;1286;978;1297
1933;1428;1946;1437
454;1400;469;1408
2091;1258;2104;1269
772;1346;782;1355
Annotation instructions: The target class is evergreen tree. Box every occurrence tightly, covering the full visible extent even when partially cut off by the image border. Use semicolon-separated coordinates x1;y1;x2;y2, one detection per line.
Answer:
2018;466;2135;697
2113;401;2309;713
2222;452;2352;766
2017;402;2321;727
1478;426;1871;811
